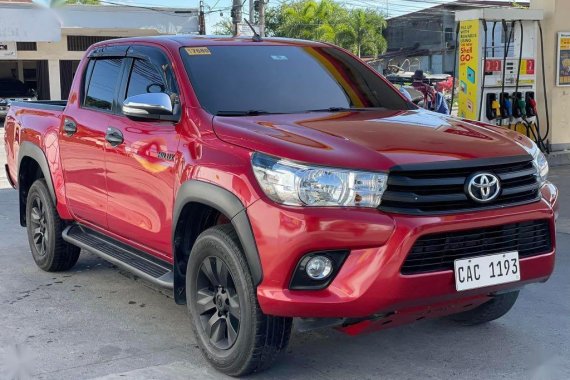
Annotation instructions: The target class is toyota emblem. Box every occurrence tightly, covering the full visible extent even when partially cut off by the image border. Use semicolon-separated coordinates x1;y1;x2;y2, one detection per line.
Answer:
466;172;501;203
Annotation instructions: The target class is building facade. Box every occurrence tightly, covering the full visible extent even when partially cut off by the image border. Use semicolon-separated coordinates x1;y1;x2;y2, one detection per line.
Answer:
383;0;529;75
0;1;198;100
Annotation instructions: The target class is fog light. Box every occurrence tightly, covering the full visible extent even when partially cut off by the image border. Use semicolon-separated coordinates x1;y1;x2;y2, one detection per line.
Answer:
306;256;333;280
290;250;349;290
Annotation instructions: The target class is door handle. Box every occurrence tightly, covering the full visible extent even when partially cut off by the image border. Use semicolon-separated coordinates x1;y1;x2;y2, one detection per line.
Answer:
105;127;124;147
63;119;77;136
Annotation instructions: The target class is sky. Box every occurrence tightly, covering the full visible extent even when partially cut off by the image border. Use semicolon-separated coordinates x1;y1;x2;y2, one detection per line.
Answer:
93;0;454;32
37;0;526;33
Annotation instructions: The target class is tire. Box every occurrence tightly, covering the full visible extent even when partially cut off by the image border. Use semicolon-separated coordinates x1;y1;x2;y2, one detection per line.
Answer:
25;179;80;272
449;291;519;326
186;224;292;376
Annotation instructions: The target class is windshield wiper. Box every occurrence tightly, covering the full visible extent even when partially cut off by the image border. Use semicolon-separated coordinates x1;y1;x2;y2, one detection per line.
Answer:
216;110;278;116
306;107;385;112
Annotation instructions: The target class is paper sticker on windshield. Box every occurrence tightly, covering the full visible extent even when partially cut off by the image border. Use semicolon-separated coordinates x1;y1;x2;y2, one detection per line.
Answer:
271;55;288;61
185;47;211;56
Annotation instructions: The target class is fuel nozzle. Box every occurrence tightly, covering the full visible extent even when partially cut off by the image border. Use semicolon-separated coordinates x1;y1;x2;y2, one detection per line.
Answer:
486;93;501;120
492;99;501;118
513;92;527;119
501;93;513;119
526;92;537;117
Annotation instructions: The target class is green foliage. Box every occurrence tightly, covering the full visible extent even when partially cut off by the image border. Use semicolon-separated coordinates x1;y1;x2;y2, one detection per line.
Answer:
213;19;235;35
265;0;387;57
49;0;100;5
67;0;101;4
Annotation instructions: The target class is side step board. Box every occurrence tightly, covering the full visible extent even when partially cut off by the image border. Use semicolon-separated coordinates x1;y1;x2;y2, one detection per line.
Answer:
62;224;173;289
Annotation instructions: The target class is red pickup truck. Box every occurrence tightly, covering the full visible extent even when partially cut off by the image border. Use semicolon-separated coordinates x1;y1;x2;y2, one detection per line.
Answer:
3;36;558;376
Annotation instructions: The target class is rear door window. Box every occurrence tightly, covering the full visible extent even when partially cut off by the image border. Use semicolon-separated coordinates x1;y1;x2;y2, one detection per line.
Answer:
84;58;124;111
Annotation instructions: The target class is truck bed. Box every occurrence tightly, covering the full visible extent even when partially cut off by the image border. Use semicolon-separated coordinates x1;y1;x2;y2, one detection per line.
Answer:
10;100;67;111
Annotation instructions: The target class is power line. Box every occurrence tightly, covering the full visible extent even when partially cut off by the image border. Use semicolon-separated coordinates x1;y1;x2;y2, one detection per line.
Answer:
341;0;528;18
97;0;199;16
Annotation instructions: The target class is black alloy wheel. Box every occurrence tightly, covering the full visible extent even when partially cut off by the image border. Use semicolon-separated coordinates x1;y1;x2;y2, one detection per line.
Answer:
186;224;292;376
25;179;80;272
195;256;241;350
29;195;49;257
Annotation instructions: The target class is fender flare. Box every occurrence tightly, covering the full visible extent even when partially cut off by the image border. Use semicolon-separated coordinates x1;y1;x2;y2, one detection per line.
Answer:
172;180;263;301
17;142;57;226
18;141;57;202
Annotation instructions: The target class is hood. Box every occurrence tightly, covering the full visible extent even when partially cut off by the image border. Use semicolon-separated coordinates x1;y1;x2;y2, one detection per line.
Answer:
213;109;533;171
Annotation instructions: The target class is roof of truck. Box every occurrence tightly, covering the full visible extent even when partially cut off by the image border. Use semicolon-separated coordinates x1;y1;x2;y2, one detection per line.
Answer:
91;35;329;49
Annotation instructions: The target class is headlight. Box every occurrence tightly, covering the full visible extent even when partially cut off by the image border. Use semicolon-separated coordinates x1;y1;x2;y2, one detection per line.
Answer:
252;153;388;207
0;98;6;105
531;144;549;185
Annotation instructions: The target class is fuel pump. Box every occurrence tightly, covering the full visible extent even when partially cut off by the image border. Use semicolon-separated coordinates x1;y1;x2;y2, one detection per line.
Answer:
454;8;549;152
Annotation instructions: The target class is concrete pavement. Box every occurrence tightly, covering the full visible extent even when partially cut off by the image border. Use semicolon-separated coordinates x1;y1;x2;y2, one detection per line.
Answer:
0;126;569;379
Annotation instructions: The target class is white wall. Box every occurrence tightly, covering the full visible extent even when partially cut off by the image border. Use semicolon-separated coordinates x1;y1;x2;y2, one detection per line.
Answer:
531;0;570;151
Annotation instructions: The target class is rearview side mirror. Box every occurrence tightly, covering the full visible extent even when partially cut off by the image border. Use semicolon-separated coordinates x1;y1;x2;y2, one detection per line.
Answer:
122;92;178;121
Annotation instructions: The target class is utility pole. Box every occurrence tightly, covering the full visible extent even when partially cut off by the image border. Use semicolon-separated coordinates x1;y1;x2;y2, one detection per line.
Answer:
258;0;266;37
249;0;254;24
231;0;243;36
199;0;206;35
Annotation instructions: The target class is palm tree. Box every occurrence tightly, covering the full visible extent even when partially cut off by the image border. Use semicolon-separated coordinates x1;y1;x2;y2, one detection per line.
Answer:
335;9;387;58
268;0;344;42
213;19;234;36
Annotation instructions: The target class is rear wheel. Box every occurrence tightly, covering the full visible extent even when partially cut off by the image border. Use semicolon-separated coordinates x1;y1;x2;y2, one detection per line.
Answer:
187;224;292;376
25;179;80;272
450;291;519;326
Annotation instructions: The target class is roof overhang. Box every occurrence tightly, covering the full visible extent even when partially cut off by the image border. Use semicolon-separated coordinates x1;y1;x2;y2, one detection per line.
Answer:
0;4;199;42
455;8;543;22
0;6;61;41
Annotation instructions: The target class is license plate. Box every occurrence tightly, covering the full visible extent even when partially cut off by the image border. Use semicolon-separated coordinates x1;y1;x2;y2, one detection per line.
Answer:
454;251;520;291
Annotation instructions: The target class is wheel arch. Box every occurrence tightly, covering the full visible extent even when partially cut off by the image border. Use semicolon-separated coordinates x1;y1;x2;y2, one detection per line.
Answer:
17;142;56;227
172;180;262;304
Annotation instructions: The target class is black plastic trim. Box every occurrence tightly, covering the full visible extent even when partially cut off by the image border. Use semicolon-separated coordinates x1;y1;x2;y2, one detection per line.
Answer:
172;180;263;296
379;195;542;216
17;142;58;227
88;44;129;58
4;164;16;188
389;154;532;172
380;155;541;215
18;141;56;202
401;220;552;274
63;224;173;288
289;250;349;290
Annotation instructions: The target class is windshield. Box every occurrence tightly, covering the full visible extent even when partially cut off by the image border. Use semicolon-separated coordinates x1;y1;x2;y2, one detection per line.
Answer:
0;78;29;97
180;45;411;115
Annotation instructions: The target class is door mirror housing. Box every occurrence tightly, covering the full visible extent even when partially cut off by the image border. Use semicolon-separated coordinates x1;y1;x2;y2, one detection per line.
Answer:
122;93;178;121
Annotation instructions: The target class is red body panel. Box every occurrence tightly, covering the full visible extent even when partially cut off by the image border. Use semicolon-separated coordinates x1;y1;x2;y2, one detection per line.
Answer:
3;36;558;332
251;191;557;318
60;107;109;228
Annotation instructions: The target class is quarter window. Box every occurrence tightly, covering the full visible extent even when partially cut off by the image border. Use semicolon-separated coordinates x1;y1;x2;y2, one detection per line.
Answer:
84;58;124;111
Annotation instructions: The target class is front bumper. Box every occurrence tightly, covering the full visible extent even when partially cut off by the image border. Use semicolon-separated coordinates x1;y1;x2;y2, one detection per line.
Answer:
249;182;558;319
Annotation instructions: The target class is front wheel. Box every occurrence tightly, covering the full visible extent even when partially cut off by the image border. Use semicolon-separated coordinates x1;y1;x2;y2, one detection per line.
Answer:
186;224;292;376
449;291;519;326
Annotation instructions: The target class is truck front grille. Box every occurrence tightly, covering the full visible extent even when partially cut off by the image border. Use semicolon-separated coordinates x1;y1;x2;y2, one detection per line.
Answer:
401;220;552;275
379;155;540;215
